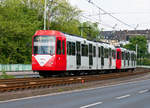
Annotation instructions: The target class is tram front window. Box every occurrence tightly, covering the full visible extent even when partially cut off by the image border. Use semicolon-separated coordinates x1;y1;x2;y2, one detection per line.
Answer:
34;36;55;55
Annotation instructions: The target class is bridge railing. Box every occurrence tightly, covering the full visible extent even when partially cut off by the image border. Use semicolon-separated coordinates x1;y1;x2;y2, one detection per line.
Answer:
0;64;149;72
0;64;32;72
136;65;150;68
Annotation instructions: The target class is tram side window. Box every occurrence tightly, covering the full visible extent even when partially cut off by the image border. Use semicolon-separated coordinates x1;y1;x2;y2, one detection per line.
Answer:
72;42;75;55
67;41;75;56
85;45;88;56
82;44;88;56
62;40;65;55
109;48;111;57
56;39;61;55
126;53;128;60
124;52;126;60
104;48;108;58
117;51;121;59
101;46;104;57
67;41;69;55
98;47;101;57
112;50;116;59
128;53;130;60
69;42;72;55
82;44;84;56
93;46;96;57
122;52;124;60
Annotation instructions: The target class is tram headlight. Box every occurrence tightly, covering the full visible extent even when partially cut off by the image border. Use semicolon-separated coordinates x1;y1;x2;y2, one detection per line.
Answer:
49;62;53;65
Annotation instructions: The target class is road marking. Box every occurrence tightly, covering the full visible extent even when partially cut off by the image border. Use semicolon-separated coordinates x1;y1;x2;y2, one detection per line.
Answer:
0;79;150;104
80;102;103;108
139;89;149;94
116;94;130;99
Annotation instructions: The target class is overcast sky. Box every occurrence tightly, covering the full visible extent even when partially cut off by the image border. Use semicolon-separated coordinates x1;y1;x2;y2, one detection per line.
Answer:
68;0;150;31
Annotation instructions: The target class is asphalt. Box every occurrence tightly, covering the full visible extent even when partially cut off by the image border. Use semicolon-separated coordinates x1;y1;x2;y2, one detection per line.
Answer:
0;79;150;108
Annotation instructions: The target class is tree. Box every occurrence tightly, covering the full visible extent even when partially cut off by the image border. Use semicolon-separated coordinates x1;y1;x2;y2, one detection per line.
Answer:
0;0;43;64
47;0;81;35
79;21;100;40
124;36;147;58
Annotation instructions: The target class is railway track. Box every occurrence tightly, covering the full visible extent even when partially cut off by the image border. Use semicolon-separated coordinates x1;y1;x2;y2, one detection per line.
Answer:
0;68;149;92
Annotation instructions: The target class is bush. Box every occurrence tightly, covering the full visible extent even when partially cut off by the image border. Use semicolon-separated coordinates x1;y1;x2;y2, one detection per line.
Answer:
0;70;15;79
137;58;150;66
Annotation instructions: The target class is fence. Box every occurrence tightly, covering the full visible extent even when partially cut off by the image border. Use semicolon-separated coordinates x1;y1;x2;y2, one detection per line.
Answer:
0;64;32;72
136;65;150;69
0;64;150;72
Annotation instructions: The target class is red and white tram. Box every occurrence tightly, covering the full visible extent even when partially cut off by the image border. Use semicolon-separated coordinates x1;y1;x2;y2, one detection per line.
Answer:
32;30;136;77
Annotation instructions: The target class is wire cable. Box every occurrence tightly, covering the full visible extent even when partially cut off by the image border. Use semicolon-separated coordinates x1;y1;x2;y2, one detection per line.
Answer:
85;0;135;29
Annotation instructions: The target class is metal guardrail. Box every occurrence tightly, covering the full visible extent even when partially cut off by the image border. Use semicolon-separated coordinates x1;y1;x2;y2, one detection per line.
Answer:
0;64;149;72
136;65;150;68
0;64;32;72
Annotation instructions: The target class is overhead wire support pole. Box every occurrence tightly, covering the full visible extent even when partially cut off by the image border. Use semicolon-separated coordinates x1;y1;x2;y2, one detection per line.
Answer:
44;0;47;30
136;44;138;65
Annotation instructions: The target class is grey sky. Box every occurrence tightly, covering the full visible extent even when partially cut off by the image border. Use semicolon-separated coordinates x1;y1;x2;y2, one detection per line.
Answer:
69;0;150;31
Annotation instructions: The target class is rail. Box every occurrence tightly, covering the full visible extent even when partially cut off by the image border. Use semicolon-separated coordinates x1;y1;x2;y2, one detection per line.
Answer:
0;68;149;92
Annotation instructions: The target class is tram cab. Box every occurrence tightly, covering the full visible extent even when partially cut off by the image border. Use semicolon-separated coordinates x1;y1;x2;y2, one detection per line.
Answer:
32;30;67;73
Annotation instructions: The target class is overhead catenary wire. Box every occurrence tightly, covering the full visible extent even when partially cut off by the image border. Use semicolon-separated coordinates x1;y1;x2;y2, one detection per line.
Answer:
80;14;116;29
85;0;135;29
48;0;115;29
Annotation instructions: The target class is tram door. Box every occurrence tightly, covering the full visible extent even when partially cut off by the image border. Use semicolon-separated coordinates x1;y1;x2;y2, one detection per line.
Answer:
101;46;104;67
89;44;93;68
76;41;81;69
56;37;66;70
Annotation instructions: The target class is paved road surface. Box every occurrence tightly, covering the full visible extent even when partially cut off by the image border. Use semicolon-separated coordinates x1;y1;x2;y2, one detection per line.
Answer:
0;79;150;108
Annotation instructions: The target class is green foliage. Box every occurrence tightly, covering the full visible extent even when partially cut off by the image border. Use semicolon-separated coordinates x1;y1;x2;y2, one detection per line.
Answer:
49;0;81;35
0;70;15;79
81;21;100;40
0;0;43;64
124;36;150;65
137;58;150;66
124;36;147;58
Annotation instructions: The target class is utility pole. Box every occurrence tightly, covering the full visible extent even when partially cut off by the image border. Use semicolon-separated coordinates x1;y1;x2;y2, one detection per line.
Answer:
136;44;138;58
80;23;83;37
44;0;47;30
47;0;53;30
136;44;138;65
